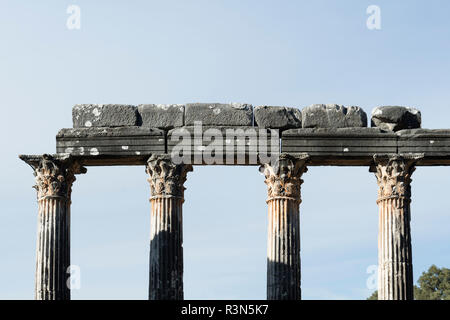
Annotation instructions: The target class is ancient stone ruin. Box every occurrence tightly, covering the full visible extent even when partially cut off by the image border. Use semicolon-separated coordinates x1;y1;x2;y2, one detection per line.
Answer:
20;102;448;300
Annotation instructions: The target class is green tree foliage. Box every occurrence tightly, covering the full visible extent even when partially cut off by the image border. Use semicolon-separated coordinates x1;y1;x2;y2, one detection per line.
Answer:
367;265;450;300
367;290;378;300
414;265;450;300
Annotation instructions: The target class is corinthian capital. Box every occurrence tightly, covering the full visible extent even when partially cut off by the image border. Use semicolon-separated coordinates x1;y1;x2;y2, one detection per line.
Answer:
146;154;193;199
371;154;423;201
20;154;86;201
260;153;309;202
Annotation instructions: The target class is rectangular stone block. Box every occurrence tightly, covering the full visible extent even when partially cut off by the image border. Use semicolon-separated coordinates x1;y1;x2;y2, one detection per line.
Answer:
254;106;302;130
397;129;450;156
138;104;184;129
57;127;165;157
302;104;367;128
72;104;138;128
167;126;279;165
282;128;397;164
185;103;253;126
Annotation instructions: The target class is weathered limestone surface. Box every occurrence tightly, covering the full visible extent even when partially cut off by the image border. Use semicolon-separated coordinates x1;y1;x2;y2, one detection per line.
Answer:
56;127;165;158
72;104;138;128
167;126;280;165
54;124;450;166
397;129;450;157
19;154;86;300
185;103;253;126
283;127;450;165
63;102;450;166
371;106;421;131
146;154;192;300
302;104;367;128
138;104;185;129
254;106;302;130
261;153;309;300
282;128;397;164
370;154;422;300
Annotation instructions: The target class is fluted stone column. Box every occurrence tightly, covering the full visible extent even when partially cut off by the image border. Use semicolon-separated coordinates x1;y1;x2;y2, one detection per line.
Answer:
146;154;193;300
370;154;423;300
21;154;86;300
260;153;309;300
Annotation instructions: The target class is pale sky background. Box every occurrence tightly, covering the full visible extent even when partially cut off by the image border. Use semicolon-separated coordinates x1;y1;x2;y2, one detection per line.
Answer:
1;0;450;299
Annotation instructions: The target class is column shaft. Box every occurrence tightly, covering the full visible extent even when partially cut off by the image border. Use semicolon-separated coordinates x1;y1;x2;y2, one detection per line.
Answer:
35;196;70;300
261;153;308;300
267;198;301;299
371;154;422;300
377;197;413;300
146;154;192;300
149;197;183;300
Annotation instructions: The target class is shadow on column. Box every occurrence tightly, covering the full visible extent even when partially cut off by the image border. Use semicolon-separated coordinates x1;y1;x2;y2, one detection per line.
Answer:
149;229;183;300
267;259;301;300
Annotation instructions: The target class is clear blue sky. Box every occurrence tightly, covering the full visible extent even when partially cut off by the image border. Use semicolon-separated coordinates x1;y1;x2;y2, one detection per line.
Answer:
1;0;450;299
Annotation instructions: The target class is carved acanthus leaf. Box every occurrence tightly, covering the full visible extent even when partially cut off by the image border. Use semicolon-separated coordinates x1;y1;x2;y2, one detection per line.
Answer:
27;154;86;200
146;155;193;199
260;154;309;202
372;154;423;200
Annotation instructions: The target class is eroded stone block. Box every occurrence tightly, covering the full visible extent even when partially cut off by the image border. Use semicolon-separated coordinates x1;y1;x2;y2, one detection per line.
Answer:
72;104;138;128
302;104;367;128
371;106;421;131
57;127;165;156
138;104;184;129
185;103;253;126
254;106;302;130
